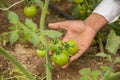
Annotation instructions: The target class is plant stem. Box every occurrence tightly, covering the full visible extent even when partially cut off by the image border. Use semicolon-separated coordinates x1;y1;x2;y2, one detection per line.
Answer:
0;47;35;80
98;37;104;52
40;0;49;31
0;0;24;11
97;32;104;52
39;0;52;80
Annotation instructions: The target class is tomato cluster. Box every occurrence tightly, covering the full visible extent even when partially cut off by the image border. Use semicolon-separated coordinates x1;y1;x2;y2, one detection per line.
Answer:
50;40;78;66
36;39;78;66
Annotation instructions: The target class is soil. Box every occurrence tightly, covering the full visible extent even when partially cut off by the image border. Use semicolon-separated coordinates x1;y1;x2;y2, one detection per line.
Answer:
0;0;120;80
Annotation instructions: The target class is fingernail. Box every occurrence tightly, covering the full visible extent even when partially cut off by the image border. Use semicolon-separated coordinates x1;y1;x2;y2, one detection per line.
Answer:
48;23;53;26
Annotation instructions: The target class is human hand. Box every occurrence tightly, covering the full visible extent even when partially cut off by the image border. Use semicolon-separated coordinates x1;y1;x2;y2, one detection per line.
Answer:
49;20;97;68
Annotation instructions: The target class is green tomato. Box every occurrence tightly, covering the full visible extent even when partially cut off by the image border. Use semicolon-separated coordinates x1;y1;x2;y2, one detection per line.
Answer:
74;0;83;4
36;49;46;57
65;40;78;55
52;50;69;66
77;5;86;16
24;5;37;18
50;39;63;52
79;10;86;16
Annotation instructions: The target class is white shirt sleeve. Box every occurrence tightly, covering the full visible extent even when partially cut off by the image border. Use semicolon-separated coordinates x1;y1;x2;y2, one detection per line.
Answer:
93;0;120;23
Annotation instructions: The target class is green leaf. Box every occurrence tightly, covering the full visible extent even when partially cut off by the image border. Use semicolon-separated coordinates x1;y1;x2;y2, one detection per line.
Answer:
35;0;43;9
91;70;101;78
10;31;19;44
100;66;110;72
96;52;108;58
79;68;91;76
103;69;112;80
43;30;62;38
8;26;16;30
30;34;39;46
114;57;120;63
107;55;112;63
25;19;37;31
106;30;120;54
71;5;80;19
8;11;19;24
80;75;90;80
109;72;120;80
24;32;31;41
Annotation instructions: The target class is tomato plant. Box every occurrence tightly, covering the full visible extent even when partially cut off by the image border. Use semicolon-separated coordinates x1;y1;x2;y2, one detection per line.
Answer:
0;0;62;80
52;50;69;66
23;5;37;18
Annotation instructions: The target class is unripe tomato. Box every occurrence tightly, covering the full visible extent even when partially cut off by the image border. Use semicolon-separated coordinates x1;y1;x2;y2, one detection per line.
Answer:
52;50;69;66
65;40;78;56
74;0;83;4
24;5;37;18
77;5;86;16
36;49;46;57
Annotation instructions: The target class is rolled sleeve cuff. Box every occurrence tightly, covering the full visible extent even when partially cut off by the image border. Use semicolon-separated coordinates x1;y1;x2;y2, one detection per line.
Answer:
93;0;120;23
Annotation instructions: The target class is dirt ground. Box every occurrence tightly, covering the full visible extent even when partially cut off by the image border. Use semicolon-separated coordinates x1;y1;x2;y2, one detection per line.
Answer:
0;0;120;80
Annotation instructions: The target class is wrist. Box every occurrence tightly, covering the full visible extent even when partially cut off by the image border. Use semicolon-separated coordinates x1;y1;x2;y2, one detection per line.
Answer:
85;13;108;33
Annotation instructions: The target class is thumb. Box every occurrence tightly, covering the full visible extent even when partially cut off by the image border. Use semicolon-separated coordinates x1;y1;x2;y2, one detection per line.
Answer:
48;21;69;30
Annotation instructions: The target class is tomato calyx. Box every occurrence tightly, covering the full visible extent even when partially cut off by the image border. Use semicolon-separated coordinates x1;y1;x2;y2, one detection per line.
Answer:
49;39;63;52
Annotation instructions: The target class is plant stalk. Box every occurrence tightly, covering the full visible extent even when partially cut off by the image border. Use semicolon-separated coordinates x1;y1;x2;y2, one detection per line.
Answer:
98;37;104;52
39;0;52;80
0;47;35;80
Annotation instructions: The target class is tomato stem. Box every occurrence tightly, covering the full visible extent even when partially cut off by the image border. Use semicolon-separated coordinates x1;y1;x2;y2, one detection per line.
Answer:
97;32;104;52
39;0;52;80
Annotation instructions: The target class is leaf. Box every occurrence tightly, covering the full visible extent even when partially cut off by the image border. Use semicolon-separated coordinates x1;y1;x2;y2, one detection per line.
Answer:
109;72;120;80
8;11;19;24
91;70;101;78
24;32;31;41
43;30;62;38
35;0;43;9
9;31;19;44
71;5;80;19
25;19;37;31
106;30;120;54
114;57;120;63
100;66;110;72
79;68;91;76
96;52;108;58
8;26;16;30
107;55;112;63
80;75;90;80
102;69;112;80
30;34;40;46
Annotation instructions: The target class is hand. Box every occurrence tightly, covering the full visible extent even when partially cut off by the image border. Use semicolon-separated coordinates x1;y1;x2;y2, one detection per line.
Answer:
49;20;97;68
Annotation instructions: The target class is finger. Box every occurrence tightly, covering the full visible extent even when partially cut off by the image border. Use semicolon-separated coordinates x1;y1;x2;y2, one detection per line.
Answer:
49;51;53;56
62;37;68;43
62;62;71;69
52;62;56;66
69;51;83;62
48;21;69;30
62;32;70;43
